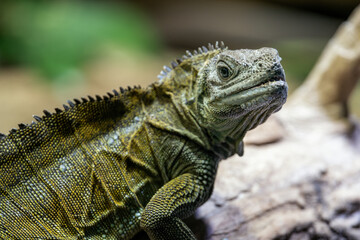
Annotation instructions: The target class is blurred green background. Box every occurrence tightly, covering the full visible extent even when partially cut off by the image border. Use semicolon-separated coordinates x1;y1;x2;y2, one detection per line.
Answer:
0;0;359;133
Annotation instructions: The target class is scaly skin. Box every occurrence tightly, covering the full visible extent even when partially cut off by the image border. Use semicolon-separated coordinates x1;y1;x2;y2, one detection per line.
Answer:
0;42;287;239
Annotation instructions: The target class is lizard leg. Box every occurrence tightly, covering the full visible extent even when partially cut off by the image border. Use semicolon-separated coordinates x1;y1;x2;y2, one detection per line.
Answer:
140;173;211;240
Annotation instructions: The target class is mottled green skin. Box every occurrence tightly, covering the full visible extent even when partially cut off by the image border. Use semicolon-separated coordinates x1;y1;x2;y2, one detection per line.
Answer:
0;44;287;239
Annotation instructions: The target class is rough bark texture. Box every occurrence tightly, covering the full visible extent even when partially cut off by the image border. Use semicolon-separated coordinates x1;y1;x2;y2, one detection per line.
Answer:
188;5;360;240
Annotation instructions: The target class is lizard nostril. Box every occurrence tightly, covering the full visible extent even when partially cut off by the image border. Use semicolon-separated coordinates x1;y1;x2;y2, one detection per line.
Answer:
274;55;282;64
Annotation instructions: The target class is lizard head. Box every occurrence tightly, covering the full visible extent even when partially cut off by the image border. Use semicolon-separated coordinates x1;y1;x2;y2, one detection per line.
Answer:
156;43;287;157
196;46;288;148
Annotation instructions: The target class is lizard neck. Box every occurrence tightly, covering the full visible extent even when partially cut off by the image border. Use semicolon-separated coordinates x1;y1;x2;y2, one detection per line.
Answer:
202;104;279;159
146;49;221;150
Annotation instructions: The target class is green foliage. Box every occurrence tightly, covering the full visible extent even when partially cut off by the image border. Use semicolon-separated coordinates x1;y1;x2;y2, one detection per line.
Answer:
0;1;161;82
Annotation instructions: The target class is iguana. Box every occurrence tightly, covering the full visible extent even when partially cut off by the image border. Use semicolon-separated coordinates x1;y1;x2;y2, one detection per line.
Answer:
0;42;287;240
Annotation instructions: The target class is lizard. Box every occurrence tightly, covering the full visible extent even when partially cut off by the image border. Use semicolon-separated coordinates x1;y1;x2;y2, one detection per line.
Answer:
0;42;288;240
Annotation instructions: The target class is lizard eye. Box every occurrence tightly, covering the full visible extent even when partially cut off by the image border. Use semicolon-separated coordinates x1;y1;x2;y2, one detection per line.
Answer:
219;67;229;78
217;60;234;81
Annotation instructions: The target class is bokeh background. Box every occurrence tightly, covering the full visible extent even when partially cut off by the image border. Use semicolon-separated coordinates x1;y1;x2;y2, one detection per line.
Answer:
0;0;359;133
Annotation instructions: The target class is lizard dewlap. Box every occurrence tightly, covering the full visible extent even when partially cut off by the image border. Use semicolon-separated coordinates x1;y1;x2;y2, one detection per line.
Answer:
0;42;287;240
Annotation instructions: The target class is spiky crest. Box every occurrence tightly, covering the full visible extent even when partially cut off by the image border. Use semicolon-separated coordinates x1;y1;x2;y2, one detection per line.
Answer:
0;42;227;138
0;85;142;138
157;41;227;80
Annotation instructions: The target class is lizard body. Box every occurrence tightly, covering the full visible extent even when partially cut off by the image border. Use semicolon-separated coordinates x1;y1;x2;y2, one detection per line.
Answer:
0;42;287;239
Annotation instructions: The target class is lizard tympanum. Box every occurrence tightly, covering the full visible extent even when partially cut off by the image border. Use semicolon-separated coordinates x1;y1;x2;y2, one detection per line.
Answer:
0;42;288;239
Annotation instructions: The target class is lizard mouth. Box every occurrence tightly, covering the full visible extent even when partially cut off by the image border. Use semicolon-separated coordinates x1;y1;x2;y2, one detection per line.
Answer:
245;70;285;91
220;71;287;107
259;74;284;87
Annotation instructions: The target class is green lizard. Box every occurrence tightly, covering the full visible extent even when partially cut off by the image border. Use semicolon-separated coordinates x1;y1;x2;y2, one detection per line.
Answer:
0;42;287;239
